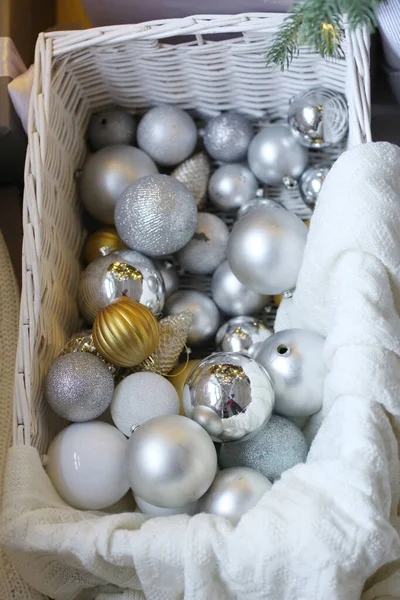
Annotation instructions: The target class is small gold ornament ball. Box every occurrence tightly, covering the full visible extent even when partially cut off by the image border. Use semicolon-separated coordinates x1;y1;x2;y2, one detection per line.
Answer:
84;227;126;264
168;359;200;415
93;297;159;367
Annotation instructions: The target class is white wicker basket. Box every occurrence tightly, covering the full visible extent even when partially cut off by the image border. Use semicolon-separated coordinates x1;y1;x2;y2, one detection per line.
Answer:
15;15;371;461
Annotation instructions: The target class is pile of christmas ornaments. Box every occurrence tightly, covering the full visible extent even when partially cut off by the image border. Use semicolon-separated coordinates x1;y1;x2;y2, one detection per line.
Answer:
44;88;345;522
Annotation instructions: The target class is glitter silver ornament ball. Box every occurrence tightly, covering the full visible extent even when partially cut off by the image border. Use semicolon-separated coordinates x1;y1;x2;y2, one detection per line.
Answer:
154;260;180;299
177;212;229;275
247;124;308;186
211;261;269;316
198;467;271;524
171;152;211;208
115;174;198;257
165;290;220;346
219;414;308;482
87;108;136;151
288;87;348;148
299;164;330;207
183;352;274;443
216;316;272;356
45;353;114;422
203;112;253;162
80;145;158;224
227;205;308;295
79;248;165;324
137;105;197;166
208;164;259;212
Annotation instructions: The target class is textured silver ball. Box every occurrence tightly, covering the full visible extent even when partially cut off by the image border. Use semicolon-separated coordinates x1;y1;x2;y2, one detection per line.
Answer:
227;205;308;295
216;316;272;355
171;152;210;208
165;290;220;346
219;414;308;482
211;261;269;316
198;467;271;524
115;174;198;257
80;145;158;224
127;414;218;508
288;87;348;148
87;108;136;151
208;164;259;212
183;352;274;443
79;248;165;324
247;124;308;186
135;495;197;517
137;105;197;166
177;213;229;275
203;112;253;162
254;328;326;418
300;164;330;207
154;260;179;299
45;353;114;422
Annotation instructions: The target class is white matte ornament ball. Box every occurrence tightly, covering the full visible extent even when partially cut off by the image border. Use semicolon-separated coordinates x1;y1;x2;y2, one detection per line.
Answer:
87;108;136;151
80;145;158;224
127;415;218;508
111;372;179;436
165;290;220;346
135;495;197;516
227;205;308;294
254;328;326;418
247;124;308;186
137;105;197;166
208;164;259;212
115;174;198;257
198;467;271;523
203;112;253;162
177;213;229;274
212;261;269;316
46;421;130;510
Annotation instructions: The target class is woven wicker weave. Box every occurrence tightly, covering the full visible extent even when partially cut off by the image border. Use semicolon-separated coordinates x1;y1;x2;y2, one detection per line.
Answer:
15;14;371;454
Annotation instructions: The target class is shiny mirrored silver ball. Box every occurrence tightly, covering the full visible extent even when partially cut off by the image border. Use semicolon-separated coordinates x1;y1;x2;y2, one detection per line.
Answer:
288;87;348;148
300;164;330;207
227;205;308;295
154;260;179;299
216;316;272;356
80;145;158;224
208;164;259;212
247;124;308;186
79;248;165;324
212;261;269;316
87;108;136;151
177;212;229;275
203;112;253;162
165;290;220;346
198;466;271;524
183;352;274;443
255;328;326;418
237;197;281;220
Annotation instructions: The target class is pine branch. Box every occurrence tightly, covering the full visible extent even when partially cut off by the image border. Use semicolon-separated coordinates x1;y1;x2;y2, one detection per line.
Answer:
265;5;304;71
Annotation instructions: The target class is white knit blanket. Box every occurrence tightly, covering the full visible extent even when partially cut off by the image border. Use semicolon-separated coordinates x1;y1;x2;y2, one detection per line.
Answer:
3;142;400;600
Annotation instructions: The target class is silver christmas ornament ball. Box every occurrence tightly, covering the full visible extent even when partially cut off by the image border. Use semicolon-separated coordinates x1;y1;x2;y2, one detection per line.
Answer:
219;414;308;482
115;174;198;257
183;352;274;443
288;87;348;148
216;316;272;356
208;164;259;212
227;205;308;295
203;112;253;162
254;328;326;418
135;495;197;517
198;467;271;524
137;105;197;166
177;212;229;275
154;260;179;299
45;353;114;422
80;145;158;224
300;164;330;207
165;290;220;346
79;248;165;324
212;260;270;316
127;414;218;508
87;108;136;151
247;124;308;186
172;152;210;208
237;197;281;220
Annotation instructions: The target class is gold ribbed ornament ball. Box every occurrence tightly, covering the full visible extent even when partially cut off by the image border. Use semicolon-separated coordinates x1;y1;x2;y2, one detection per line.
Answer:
84;227;126;264
93;297;159;367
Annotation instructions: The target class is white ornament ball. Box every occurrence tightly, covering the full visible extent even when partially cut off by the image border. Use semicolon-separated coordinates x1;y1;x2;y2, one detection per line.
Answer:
137;105;197;166
254;328;326;418
227;205;308;294
165;290;220;346
127;415;217;508
135;495;197;516
111;372;180;437
198;467;271;524
46;421;130;510
203;112;253;162
177;212;229;275
87;108;136;151
211;261;269;316
208;164;258;212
